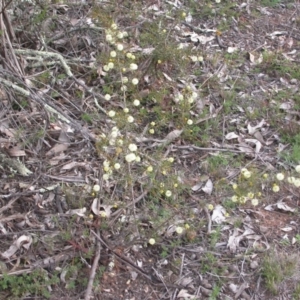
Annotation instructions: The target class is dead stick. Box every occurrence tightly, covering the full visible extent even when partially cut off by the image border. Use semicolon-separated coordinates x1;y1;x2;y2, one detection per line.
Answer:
84;230;102;300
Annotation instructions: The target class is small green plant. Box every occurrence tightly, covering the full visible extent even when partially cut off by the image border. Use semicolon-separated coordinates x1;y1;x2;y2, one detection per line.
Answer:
0;270;59;298
293;283;300;300
201;252;218;273
209;284;221;300
260;0;282;7
209;227;221;248
261;250;300;295
281;133;300;163
81;113;93;124
295;234;300;244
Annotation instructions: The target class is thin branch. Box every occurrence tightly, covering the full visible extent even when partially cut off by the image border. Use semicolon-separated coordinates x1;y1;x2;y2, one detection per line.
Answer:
84;230;102;300
14;48;107;114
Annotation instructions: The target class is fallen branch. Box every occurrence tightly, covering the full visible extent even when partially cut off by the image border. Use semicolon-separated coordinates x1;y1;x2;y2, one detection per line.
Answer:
14;48;107;114
84;230;102;300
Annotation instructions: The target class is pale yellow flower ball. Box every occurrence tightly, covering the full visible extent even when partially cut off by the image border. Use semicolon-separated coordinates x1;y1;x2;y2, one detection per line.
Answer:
148;238;155;245
128;143;137;152
125;153;136;163
190;56;198;62
191;92;198;99
122;77;128;83
107;62;114;69
207;204;214;210
114;163;121;170
103;160;110;168
165;190;172;197
294;179;300;187
276;173;284;181
243;170;251;179
117;32;124;39
147;166;153;172
133;99;140;106
130;63;138;70
93;184;100;192
106;34;113;42
231;195;238;202
132;78;139;85
176;227;184;234
103;165;110;172
247;192;254;199
104;94;111;101
103;174;110;180
116;44;124;51
111;23;118;30
110;51;117;58
127;116;134;123
239;196;247;204
110;131;118;138
272;184;280;192
100;211;107;218
108;110;116;117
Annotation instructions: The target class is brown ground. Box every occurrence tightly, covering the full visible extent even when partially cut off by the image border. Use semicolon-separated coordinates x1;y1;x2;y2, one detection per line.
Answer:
1;1;300;299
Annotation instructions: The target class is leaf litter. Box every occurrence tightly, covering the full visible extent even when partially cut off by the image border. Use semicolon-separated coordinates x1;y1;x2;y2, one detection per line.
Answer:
0;1;300;299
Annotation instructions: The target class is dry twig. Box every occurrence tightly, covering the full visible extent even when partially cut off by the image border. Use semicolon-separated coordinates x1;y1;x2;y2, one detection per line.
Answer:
84;230;102;300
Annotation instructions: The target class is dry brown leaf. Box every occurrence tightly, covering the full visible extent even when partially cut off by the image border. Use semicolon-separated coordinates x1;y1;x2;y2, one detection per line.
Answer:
190;33;214;44
177;289;198;299
247;119;265;135
1;235;33;259
66;207;86;217
245;139;262;153
211;205;226;224
91;198;113;217
164;129;183;143
46;128;70;156
62;161;89;170
225;132;239;140
202;179;213;195
7;147;26;157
